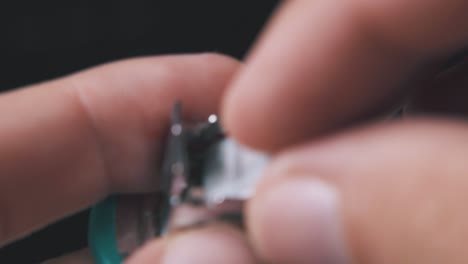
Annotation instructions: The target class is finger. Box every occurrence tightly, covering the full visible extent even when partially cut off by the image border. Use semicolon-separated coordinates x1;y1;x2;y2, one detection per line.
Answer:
0;53;239;245
223;0;468;151
126;224;256;264
42;248;93;264
409;58;468;116
248;118;468;263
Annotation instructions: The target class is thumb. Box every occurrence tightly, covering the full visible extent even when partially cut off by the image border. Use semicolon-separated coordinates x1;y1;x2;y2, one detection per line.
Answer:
247;119;468;264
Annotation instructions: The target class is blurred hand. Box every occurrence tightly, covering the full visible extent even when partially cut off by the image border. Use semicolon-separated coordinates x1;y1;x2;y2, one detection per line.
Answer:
127;1;468;264
5;0;468;263
223;0;468;150
0;53;240;263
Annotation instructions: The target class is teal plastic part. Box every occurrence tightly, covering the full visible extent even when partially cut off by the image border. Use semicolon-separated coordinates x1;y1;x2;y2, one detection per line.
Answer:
89;196;123;264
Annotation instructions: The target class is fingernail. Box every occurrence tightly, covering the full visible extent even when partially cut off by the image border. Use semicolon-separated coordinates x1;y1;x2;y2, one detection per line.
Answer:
250;177;349;263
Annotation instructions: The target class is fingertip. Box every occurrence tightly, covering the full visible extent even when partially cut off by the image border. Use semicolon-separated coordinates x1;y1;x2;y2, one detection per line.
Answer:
247;177;349;264
220;0;426;152
221;86;276;151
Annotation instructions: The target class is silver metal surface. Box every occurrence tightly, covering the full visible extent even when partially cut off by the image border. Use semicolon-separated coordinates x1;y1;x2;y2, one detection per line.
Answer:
165;138;269;232
203;138;269;206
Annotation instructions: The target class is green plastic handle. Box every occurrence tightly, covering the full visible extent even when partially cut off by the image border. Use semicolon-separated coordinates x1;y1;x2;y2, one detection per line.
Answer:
89;196;123;264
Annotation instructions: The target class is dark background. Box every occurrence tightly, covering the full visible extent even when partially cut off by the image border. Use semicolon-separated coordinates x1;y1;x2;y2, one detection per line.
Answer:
0;1;278;263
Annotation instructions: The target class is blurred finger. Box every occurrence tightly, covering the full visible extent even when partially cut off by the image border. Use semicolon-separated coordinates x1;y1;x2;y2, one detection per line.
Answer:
0;53;239;245
223;0;468;151
248;118;468;263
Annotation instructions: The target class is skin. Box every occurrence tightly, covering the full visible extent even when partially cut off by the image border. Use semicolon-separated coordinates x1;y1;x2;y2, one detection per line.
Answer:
222;0;468;151
133;0;468;263
0;53;240;254
3;1;468;263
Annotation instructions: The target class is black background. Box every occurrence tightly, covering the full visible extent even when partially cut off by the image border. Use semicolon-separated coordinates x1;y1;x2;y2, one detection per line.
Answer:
0;1;278;263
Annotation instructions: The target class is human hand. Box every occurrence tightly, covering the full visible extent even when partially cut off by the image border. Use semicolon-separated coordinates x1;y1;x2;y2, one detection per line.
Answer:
127;1;468;263
0;53;239;263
